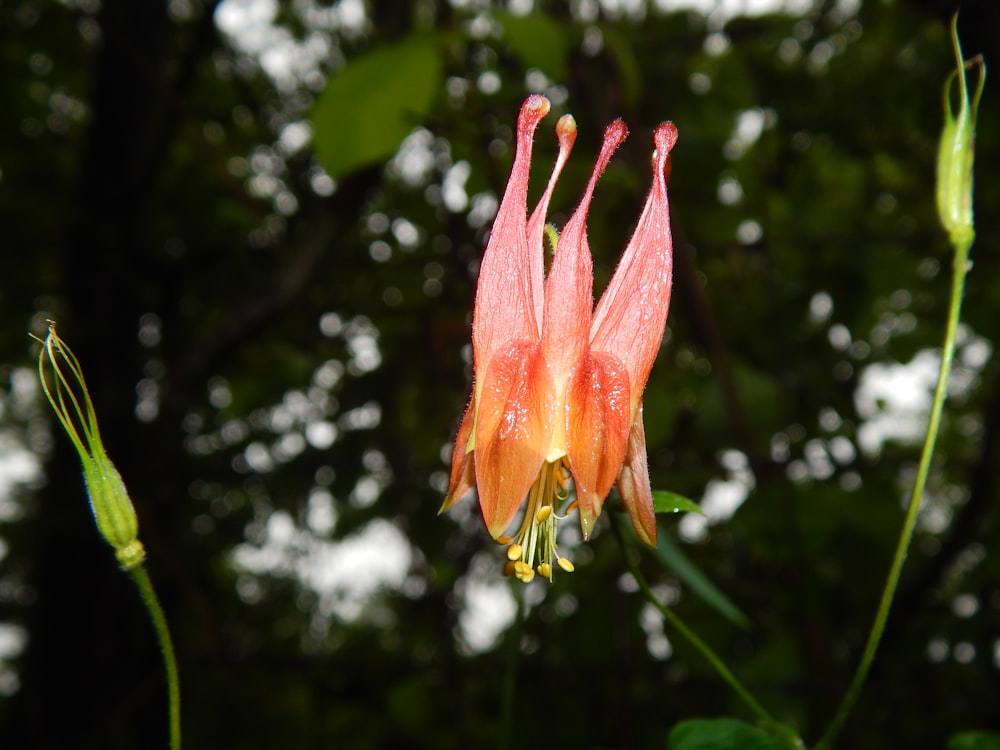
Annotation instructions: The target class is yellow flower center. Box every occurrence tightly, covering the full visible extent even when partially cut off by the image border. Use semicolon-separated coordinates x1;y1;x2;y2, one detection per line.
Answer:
499;459;577;582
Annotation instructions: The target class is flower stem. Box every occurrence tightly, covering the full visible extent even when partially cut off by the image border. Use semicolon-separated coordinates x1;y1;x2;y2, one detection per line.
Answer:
128;564;181;750
815;237;973;750
611;515;793;740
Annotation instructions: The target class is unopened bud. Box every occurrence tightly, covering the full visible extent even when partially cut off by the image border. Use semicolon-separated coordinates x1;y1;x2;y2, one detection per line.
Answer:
36;323;145;570
936;13;985;250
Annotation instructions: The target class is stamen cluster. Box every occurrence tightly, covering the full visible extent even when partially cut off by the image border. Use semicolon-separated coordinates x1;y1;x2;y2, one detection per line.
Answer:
499;460;576;582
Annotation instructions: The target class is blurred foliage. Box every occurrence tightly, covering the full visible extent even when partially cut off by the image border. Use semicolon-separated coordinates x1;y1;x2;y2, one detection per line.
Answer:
668;717;800;750
949;731;1000;750
0;0;999;749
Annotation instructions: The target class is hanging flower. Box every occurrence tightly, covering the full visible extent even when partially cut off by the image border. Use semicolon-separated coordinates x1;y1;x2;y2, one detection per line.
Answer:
441;95;678;581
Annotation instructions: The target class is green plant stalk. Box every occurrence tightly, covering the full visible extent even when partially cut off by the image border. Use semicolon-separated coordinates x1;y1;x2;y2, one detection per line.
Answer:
815;237;973;750
611;515;797;744
129;564;181;750
36;323;180;747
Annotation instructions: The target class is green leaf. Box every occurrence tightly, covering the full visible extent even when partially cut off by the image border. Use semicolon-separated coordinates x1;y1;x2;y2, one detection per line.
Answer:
498;12;568;81
668;718;799;750
311;35;442;180
600;24;642;106
650;526;750;628
949;731;1000;750
653;490;704;515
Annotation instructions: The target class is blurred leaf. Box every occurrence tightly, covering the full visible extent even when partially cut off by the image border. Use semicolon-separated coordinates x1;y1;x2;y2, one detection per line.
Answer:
600;24;642;106
653;490;704;515
498;12;569;81
667;718;798;750
650;525;750;628
640;372;681;448
311;35;442;179
696;357;784;440
949;732;1000;750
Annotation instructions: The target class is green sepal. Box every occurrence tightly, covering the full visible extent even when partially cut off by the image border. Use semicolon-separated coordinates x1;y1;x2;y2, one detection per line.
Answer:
83;455;142;561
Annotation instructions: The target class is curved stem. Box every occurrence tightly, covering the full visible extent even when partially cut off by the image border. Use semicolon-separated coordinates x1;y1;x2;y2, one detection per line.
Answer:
129;565;181;750
815;238;973;750
610;515;795;741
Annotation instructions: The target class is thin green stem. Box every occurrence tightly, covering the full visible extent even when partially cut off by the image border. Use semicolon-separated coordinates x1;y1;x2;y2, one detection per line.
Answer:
611;515;795;742
815;239;972;750
128;565;181;750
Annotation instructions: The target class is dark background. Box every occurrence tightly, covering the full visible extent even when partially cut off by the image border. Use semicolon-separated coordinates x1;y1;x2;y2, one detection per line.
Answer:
1;0;998;747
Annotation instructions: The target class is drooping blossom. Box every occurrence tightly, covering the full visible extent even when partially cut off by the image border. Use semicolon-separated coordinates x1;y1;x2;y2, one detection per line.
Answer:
441;95;678;581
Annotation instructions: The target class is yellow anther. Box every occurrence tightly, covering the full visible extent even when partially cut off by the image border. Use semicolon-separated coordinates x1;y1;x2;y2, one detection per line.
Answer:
513;561;535;583
535;505;552;524
506;543;523;561
537;562;552;579
502;560;517;577
557;557;575;573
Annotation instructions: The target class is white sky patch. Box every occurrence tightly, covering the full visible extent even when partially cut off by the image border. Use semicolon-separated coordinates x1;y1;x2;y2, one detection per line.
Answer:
724;107;776;159
0;442;40;521
599;0;647;21
387;129;437;187
277;120;312;156
0;367;45;520
855;351;940;457
639;590;675;660
232;511;412;622
442;160;471;212
680;450;755;542
301;519;410;619
458;570;518;653
215;0;342;90
215;0;278;44
717;175;743;205
0;623;27;696
809;291;834;324
736;218;763;244
855;327;993;457
652;0;820;27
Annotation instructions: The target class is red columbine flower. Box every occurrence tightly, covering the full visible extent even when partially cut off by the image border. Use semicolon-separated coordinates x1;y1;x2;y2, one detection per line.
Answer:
441;95;677;582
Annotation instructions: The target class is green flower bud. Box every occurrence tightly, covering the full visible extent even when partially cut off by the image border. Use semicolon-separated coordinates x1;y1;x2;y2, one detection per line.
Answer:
36;322;145;570
936;13;985;250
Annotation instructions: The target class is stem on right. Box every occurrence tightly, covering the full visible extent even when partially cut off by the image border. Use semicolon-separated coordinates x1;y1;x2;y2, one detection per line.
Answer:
816;15;983;749
815;237;971;750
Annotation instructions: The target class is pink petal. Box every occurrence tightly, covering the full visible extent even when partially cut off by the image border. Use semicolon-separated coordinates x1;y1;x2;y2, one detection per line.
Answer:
616;408;657;546
474;341;556;538
542;119;628;382
564;351;631;540
440;397;476;514
526;115;577;333
472;96;551;376
590;122;678;411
